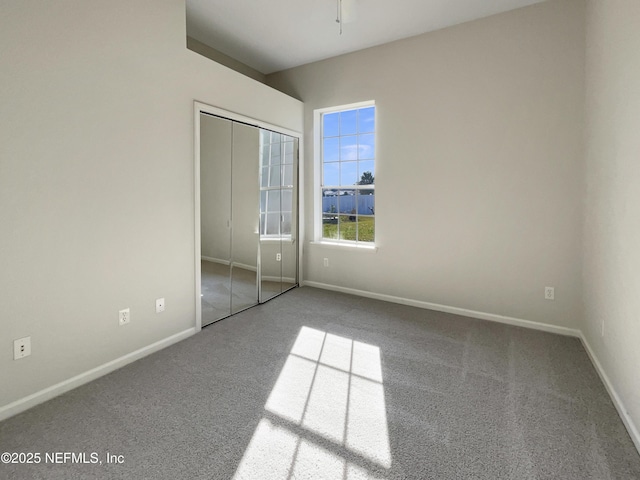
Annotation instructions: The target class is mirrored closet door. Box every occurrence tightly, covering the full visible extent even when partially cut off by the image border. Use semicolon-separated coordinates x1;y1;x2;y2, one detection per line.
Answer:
230;123;260;315
200;114;233;324
259;130;298;302
198;108;298;327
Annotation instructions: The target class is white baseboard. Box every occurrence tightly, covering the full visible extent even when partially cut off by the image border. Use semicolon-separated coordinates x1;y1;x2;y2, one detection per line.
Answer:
262;276;296;283
201;258;257;273
0;328;196;422
232;262;257;272
202;256;229;265
302;281;581;337
579;333;640;453
302;280;639;456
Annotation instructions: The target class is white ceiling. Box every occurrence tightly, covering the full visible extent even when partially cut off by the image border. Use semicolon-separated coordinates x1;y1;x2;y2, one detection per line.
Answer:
186;0;547;75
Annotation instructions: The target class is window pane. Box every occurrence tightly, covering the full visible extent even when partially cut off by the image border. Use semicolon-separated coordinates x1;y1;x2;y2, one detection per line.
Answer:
358;134;375;159
281;188;293;212
358;160;374;184
355;191;374;243
260;190;267;213
284;140;294;163
323;218;339;240
261;145;270;167
356;215;375;242
270;132;282;144
340;110;357;136
358;107;375;133
266;212;280;235
269;166;281;187
284;152;294;165
340;161;358;187
323;138;340;162
282;164;293;187
322;190;339;240
338;215;356;241
340;136;358;160
260;213;266;235
338;191;356;214
270;143;282;165
266;190;280;213
281;212;292;235
322;189;339;213
356;191;375;216
323;112;339;137
323;162;339;187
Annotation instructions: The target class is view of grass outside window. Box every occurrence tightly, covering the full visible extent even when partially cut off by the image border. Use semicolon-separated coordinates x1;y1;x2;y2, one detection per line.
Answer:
321;104;375;244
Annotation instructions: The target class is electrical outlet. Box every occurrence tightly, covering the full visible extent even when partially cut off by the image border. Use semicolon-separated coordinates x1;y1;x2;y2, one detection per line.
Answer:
156;298;165;313
276;253;281;262
544;287;555;300
323;258;329;267
13;336;31;360
119;308;130;326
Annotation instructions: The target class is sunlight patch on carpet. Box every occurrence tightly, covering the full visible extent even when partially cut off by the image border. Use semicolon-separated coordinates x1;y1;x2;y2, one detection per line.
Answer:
234;327;391;479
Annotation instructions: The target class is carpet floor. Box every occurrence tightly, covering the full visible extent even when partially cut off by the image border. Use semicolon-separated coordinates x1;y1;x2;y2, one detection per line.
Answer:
1;287;639;479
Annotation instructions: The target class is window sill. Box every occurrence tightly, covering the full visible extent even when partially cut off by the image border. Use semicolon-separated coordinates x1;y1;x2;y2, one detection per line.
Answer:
260;236;295;245
309;241;378;253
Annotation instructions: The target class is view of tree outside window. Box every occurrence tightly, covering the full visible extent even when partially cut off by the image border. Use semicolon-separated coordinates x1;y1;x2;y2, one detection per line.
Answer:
321;105;375;243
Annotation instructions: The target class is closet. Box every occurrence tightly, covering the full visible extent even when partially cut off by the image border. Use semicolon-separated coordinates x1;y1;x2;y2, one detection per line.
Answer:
198;110;298;327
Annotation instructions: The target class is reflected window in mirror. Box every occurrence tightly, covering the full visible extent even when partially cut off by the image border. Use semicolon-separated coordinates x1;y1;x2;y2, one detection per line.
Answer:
259;130;295;239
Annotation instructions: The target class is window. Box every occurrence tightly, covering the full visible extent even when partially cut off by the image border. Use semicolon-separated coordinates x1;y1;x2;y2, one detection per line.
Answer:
260;130;295;238
319;102;375;244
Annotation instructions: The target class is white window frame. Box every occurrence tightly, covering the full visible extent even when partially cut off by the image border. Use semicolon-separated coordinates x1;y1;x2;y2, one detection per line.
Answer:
313;100;376;248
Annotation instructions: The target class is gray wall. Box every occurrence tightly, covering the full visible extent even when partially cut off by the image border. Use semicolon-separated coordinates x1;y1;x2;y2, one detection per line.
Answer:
0;0;302;410
267;0;585;329
584;0;640;447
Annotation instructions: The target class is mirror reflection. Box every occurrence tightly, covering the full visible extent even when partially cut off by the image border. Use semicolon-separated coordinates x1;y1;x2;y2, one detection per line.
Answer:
259;130;298;302
200;115;232;325
231;123;260;314
200;112;298;326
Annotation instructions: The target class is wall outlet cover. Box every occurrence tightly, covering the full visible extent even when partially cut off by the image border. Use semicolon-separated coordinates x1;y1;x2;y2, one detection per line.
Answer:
119;308;130;326
544;286;555;300
14;336;31;360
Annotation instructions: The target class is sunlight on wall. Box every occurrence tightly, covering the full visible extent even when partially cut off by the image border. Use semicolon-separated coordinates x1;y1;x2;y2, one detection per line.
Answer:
233;327;391;479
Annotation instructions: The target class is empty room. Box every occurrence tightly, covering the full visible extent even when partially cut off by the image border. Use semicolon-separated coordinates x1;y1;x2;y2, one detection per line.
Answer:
1;0;639;478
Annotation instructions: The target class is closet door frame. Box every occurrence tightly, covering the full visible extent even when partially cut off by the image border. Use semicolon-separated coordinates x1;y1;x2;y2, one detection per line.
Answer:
194;101;303;331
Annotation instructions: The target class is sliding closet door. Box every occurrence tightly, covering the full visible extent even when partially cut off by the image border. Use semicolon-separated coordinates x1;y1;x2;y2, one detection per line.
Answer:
198;105;298;322
200;114;232;325
259;130;298;302
259;130;283;302
280;136;298;292
231;123;260;314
